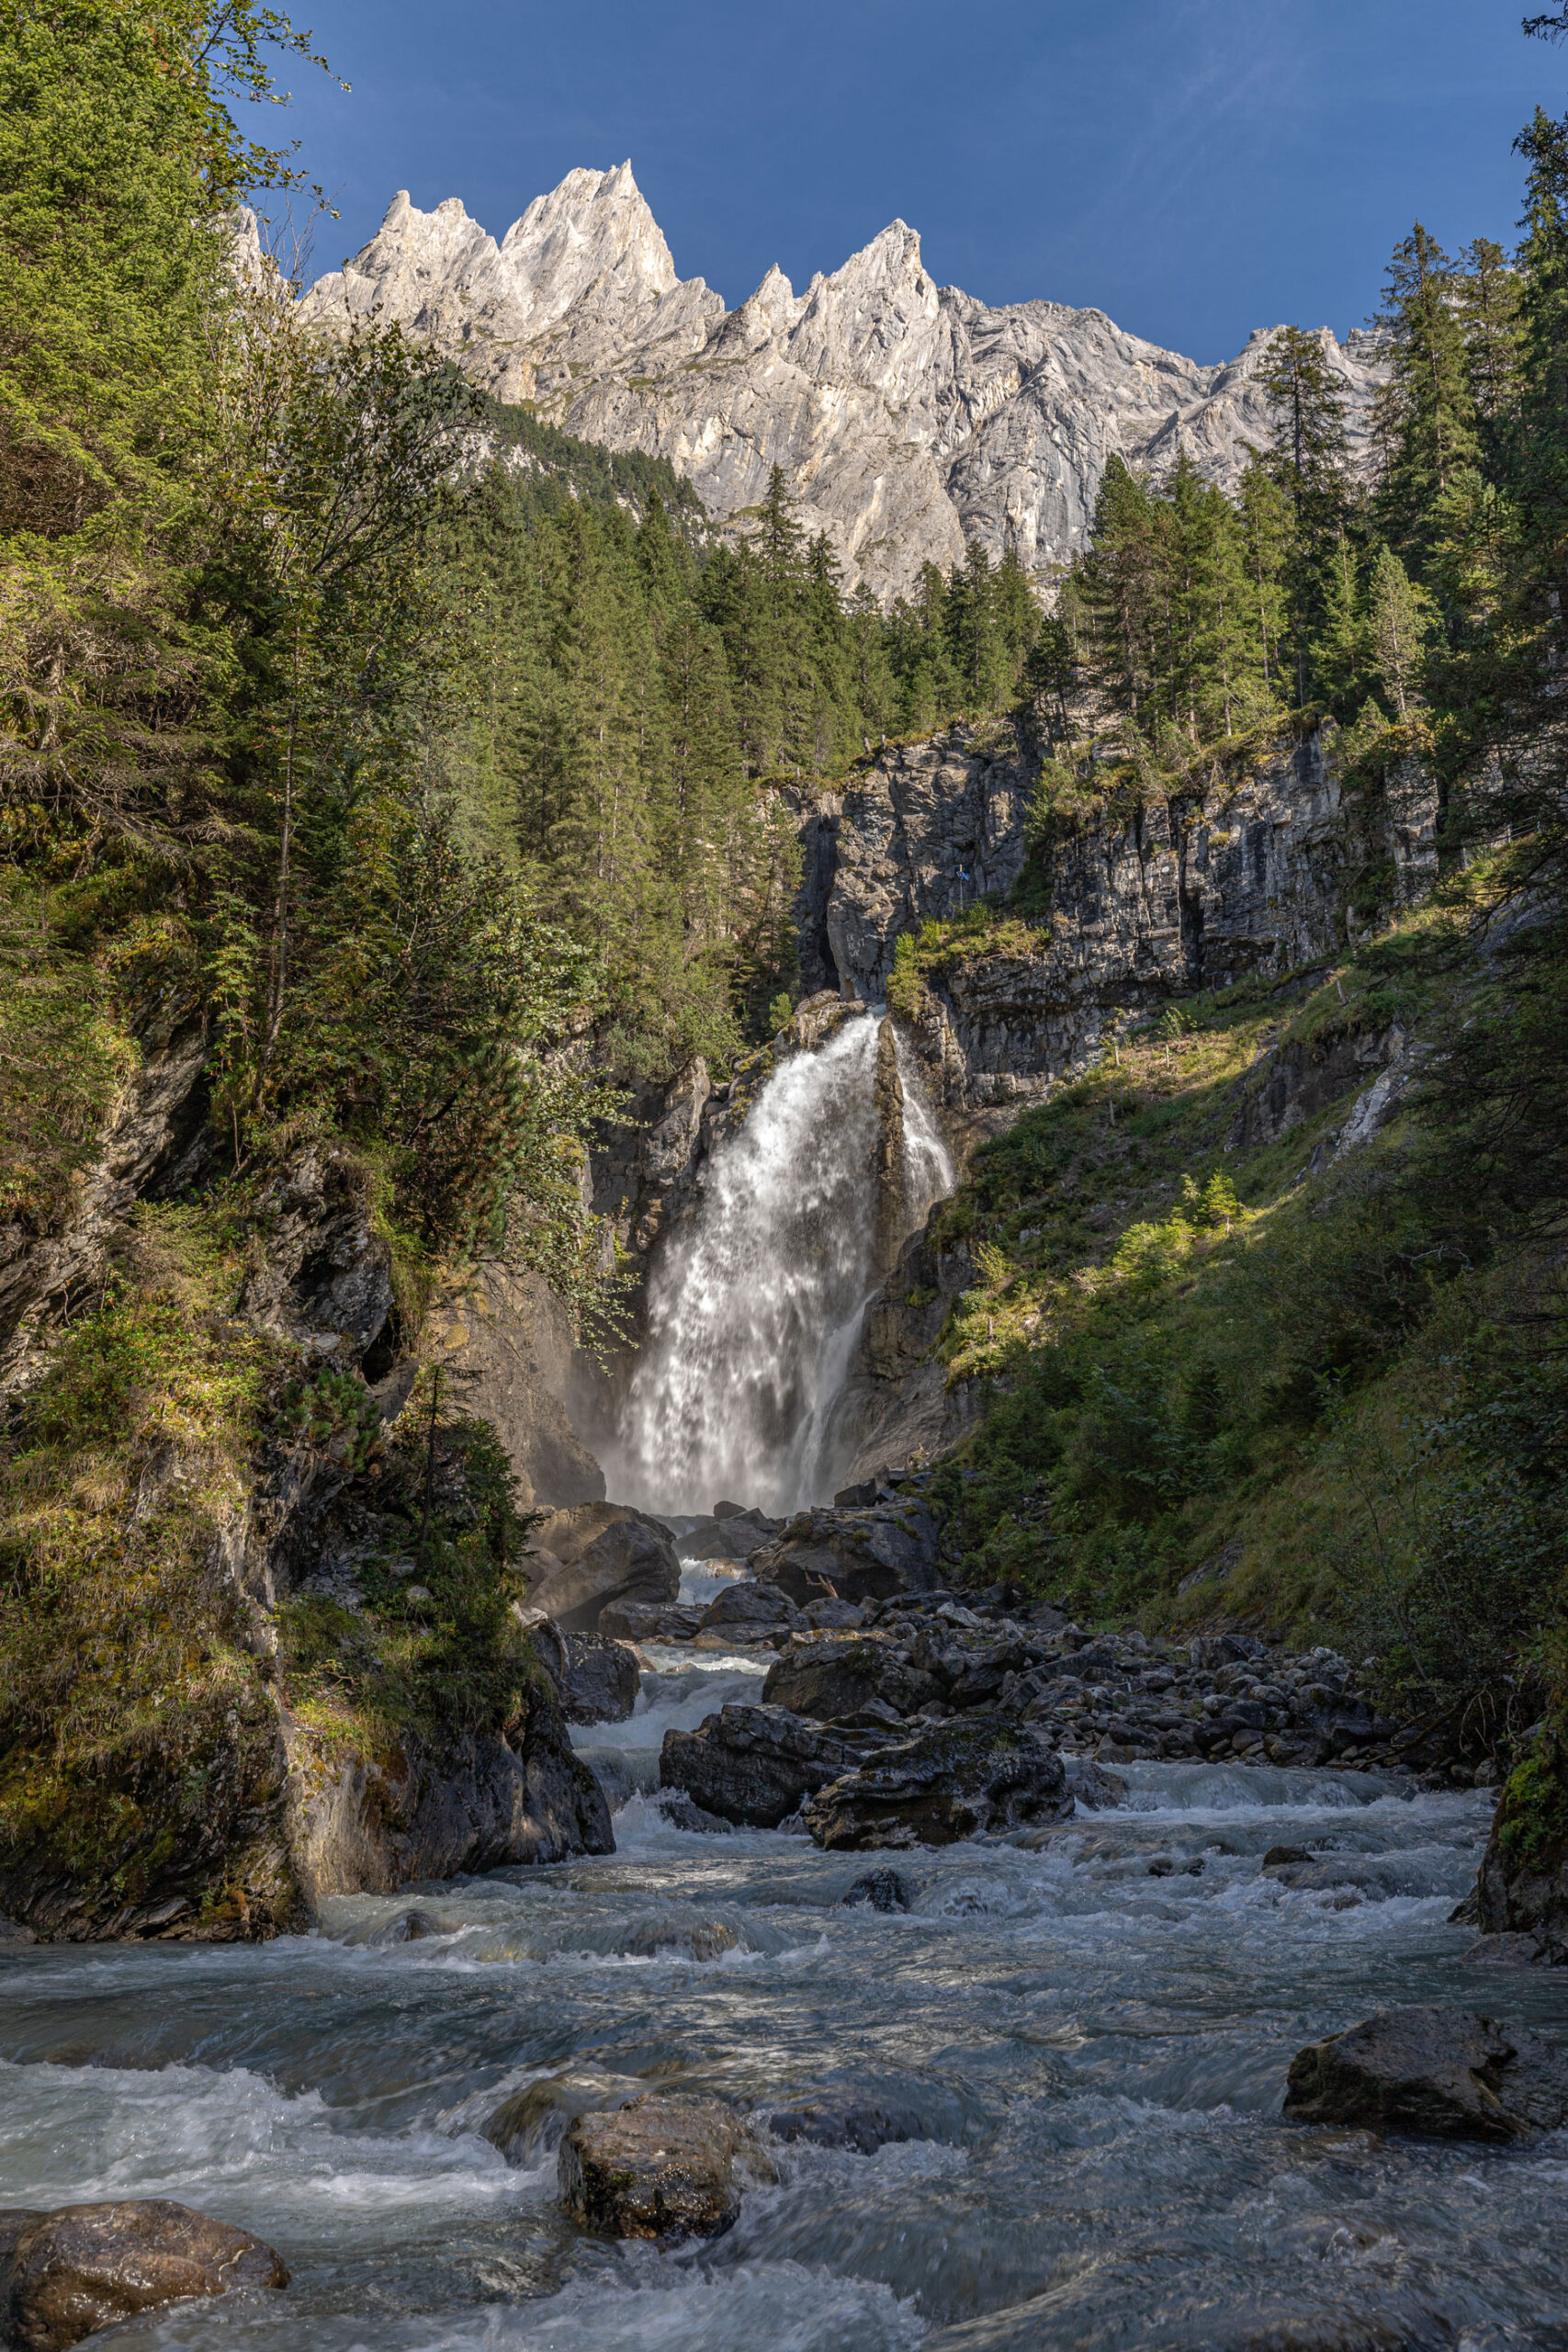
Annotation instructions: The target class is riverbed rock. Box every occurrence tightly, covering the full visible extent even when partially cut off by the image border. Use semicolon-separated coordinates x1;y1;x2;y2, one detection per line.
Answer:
1282;2007;1568;2141
524;1504;679;1632
558;2094;775;2239
679;1511;781;1562
0;2199;288;2349
804;1714;1074;1849
761;1634;940;1722
599;1599;703;1642
483;2072;644;2165
660;1703;865;1828
557;1632;640;1724
765;2099;924;2154
750;1501;942;1606
841;1867;912;1912
1471;1717;1568;1964
284;1673;613;1906
697;1581;803;1634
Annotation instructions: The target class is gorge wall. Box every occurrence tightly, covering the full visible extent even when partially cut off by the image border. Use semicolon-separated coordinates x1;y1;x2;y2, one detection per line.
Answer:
297;165;1384;599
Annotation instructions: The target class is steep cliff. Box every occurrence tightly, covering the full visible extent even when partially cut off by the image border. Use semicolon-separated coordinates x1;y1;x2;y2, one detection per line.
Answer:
299;166;1383;600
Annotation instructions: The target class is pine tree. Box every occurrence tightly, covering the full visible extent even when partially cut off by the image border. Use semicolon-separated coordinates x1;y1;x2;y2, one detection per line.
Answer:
1364;544;1433;717
1456;237;1523;434
1259;325;1351;703
1371;224;1479;565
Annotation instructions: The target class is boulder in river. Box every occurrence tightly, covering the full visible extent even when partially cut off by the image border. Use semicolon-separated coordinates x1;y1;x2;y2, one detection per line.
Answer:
524;1504;679;1632
841;1866;912;1911
765;2098;925;2154
697;1581;803;1634
660;1703;865;1828
558;1632;640;1724
483;2071;643;2165
558;2094;776;2238
761;1633;940;1721
1282;2006;1568;2141
0;2199;288;2349
750;1500;942;1606
804;1714;1075;1849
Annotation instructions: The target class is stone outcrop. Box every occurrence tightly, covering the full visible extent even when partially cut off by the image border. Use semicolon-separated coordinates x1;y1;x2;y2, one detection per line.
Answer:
810;725;1438;1129
558;2094;776;2239
0;1001;208;1400
750;1498;944;1606
761;1634;941;1721
1472;1719;1568;1963
1282;2007;1568;2142
523;1502;679;1632
0;2200;288;2349
283;1695;613;1909
299;167;1383;601
659;1702;870;1828
423;1262;603;1509
803;1713;1073;1849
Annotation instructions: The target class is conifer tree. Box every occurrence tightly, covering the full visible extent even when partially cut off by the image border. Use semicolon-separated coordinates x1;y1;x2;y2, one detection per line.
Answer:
1371;224;1479;564
1259;325;1351;703
1364;544;1433;716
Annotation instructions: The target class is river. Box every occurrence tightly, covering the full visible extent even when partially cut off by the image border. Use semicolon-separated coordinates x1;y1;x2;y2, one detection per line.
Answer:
3;1636;1564;2349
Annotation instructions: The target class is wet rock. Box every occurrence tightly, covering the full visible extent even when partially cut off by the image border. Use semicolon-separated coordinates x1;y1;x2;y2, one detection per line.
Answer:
1282;2006;1568;2141
750;1501;943;1607
483;2071;643;2166
370;1908;446;1944
0;1912;37;1944
600;1600;702;1642
525;1504;679;1633
617;1917;739;1962
766;2099;924;2154
0;2199;288;2349
558;2094;776;2239
804;1713;1074;1850
697;1581;802;1634
284;1675;613;1906
558;1632;640;1724
761;1634;940;1722
679;1512;780;1562
1472;1717;1568;1963
1461;1933;1547;1967
660;1703;863;1828
841;1867;911;1912
1061;1757;1128;1810
1263;1845;1312;1870
653;1790;733;1835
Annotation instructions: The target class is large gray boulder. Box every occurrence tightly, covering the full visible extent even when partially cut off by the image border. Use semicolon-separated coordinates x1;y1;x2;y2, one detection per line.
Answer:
660;1703;868;1828
525;1503;679;1632
803;1713;1074;1850
1283;2007;1568;2142
761;1633;940;1721
558;1632;640;1724
0;2200;288;2350
558;2095;775;2239
750;1501;942;1607
697;1582;802;1635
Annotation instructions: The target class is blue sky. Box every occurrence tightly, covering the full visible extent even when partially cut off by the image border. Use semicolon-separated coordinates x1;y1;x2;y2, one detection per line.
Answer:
253;0;1563;363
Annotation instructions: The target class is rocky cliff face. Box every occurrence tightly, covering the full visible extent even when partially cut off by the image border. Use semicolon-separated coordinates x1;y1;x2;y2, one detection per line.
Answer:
299;166;1383;599
807;723;1438;1132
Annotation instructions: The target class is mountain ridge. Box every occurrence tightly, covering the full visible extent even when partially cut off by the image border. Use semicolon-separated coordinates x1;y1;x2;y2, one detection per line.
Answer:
299;161;1385;598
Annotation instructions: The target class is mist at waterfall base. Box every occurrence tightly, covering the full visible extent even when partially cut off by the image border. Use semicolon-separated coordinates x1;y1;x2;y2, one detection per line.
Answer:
604;1011;953;1518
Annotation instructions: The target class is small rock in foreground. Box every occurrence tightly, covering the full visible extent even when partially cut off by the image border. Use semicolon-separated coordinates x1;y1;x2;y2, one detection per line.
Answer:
1283;2006;1568;2141
804;1714;1074;1849
558;2094;775;2238
841;1867;912;1912
0;2199;288;2350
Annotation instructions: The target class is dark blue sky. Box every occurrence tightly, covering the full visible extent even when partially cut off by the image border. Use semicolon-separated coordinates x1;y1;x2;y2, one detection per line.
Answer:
254;0;1562;363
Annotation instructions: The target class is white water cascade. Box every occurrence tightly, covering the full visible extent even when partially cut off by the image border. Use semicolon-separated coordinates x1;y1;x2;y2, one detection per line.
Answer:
604;1012;953;1518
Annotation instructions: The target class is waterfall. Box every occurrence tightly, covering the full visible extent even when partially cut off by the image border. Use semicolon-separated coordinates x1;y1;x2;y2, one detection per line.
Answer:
604;1012;953;1519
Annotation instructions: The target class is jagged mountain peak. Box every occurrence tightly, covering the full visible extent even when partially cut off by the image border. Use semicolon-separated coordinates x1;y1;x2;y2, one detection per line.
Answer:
300;164;1384;599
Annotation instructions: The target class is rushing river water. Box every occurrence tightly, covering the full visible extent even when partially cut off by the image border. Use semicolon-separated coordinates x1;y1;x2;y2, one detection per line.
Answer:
4;1638;1567;2350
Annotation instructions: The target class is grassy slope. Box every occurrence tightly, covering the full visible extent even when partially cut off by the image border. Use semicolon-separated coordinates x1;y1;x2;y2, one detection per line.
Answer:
919;863;1557;1689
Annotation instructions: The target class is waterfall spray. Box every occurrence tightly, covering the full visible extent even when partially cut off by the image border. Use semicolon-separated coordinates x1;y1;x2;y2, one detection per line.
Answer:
604;1012;953;1518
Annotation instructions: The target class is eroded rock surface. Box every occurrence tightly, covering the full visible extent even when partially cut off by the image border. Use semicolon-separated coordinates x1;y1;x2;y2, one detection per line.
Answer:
558;2094;775;2239
0;2199;288;2350
1283;2007;1568;2142
660;1703;870;1828
525;1503;679;1632
804;1713;1073;1849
